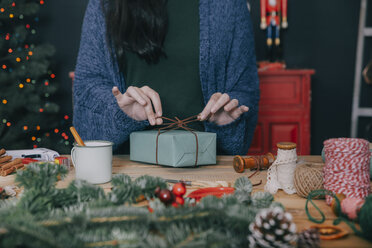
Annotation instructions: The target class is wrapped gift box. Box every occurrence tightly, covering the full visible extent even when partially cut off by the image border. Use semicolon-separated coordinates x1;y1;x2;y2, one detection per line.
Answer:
130;130;216;167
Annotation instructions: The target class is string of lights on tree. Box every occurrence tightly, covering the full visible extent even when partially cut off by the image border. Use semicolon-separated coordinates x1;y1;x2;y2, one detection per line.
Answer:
0;0;71;153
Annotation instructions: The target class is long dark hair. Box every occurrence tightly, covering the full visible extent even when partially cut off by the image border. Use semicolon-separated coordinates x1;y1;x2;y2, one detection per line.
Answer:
102;0;168;65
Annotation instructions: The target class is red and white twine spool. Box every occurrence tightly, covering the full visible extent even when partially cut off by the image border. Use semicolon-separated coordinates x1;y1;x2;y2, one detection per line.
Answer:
323;138;371;205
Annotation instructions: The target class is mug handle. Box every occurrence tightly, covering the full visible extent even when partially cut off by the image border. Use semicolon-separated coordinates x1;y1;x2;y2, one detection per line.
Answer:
71;147;78;169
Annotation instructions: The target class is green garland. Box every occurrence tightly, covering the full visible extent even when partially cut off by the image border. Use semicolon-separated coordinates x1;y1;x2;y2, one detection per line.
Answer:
306;189;372;242
0;163;280;247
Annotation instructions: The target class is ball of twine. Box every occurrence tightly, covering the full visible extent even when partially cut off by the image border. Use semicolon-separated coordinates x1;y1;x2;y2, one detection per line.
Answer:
294;163;324;198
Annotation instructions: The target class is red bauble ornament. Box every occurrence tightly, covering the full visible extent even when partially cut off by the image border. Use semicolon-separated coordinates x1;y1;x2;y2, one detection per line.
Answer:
175;196;185;206
172;182;186;197
158;189;173;205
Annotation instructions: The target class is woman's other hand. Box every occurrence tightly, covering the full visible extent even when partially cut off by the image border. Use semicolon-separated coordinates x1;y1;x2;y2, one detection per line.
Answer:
199;93;249;125
112;86;163;126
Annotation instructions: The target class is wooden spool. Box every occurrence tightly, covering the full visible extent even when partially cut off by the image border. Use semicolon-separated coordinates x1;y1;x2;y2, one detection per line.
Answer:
277;142;297;150
233;153;275;173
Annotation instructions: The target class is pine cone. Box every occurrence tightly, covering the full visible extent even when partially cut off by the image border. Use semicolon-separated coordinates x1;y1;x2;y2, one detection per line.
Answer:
248;207;297;248
297;228;320;248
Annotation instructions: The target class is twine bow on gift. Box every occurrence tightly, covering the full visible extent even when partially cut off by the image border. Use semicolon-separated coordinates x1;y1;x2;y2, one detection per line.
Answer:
155;115;200;166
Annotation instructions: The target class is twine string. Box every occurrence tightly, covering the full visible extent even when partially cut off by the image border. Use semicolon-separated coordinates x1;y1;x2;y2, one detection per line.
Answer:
305;189;364;237
155;115;200;166
323;138;370;205
305;189;336;224
248;156;262;179
294;163;324;198
245;156;265;186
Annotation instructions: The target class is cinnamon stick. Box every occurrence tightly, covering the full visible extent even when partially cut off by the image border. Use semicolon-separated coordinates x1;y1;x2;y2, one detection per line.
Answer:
12;163;24;170
1;158;22;171
0;162;24;177
1;167;15;177
0;148;5;156
0;156;12;165
70;126;85;146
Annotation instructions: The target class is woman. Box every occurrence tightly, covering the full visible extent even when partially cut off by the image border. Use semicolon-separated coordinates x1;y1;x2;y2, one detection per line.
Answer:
73;0;259;155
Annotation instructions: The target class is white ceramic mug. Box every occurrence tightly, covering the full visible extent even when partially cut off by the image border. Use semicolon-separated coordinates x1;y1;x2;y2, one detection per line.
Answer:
71;140;114;184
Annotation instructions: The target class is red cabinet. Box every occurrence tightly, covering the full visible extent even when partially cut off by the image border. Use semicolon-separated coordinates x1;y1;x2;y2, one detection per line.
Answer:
249;69;315;155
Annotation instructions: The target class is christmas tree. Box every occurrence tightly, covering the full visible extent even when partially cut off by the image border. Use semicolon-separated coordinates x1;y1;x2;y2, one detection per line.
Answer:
0;0;71;154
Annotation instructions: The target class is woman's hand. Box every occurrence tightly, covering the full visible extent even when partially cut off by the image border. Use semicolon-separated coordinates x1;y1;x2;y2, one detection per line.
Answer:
112;86;163;126
199;93;249;126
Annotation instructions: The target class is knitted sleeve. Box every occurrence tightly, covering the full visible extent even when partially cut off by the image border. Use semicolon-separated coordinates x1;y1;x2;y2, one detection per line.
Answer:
204;0;259;155
73;0;147;149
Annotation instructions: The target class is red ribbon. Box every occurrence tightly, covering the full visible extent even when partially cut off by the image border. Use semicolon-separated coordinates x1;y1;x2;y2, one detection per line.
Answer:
155;115;200;166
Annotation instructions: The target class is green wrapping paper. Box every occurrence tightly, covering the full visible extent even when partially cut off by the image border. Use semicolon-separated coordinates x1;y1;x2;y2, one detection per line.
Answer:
130;130;216;167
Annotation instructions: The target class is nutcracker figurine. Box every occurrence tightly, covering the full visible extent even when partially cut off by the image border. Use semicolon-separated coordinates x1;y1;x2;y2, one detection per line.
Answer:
260;0;288;47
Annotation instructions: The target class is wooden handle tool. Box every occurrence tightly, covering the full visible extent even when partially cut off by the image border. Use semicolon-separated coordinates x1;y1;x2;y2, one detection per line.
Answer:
166;179;230;188
69;127;85;146
191;180;230;188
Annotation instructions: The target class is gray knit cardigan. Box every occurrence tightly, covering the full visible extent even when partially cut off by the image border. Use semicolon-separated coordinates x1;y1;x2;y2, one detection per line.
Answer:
73;0;260;155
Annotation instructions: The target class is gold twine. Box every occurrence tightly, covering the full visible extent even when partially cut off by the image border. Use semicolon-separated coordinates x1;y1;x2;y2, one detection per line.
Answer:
40;211;212;227
294;162;324;198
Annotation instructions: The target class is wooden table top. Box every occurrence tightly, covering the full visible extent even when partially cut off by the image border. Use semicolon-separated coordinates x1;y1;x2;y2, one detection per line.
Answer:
1;155;371;248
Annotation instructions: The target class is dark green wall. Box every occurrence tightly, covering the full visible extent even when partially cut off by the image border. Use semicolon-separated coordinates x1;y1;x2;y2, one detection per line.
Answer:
39;0;372;154
251;0;372;153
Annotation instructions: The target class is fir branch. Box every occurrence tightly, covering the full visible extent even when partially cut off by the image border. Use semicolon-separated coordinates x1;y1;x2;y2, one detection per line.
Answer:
0;223;61;248
0;208;62;248
15;162;68;190
234;176;253;194
41;215;142;227
109;174;167;205
0;166;281;248
174;230;232;248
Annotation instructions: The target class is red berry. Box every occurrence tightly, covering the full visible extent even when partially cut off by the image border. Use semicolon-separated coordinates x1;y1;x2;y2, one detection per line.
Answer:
158;189;173;205
172;202;179;208
172;182;186;197
175;196;185;205
148;207;154;213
